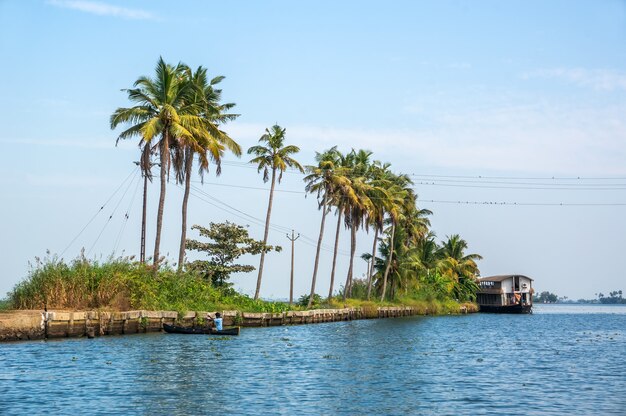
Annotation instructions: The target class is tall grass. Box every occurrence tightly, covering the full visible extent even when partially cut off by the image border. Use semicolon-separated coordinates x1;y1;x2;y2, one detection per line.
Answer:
8;253;290;313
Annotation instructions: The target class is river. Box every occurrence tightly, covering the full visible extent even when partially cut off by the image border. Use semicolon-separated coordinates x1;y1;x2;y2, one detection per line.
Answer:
1;304;625;415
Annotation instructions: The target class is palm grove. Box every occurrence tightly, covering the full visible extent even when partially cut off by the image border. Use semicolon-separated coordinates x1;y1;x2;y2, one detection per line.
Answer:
109;58;482;308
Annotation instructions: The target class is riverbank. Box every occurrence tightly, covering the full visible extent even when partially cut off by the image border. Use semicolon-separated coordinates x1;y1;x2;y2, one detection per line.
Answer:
0;303;477;342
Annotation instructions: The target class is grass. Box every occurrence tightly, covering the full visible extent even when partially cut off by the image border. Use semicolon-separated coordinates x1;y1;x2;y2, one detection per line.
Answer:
7;254;476;315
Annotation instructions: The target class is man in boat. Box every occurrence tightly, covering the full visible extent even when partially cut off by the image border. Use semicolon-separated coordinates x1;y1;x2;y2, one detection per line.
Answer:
208;312;223;332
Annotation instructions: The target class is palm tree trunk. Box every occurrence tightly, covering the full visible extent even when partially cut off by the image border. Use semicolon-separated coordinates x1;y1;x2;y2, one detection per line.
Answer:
380;222;396;302
177;150;193;272
140;167;148;264
254;168;276;300
153;131;169;273
343;222;357;300
327;207;342;301
366;227;379;300
308;192;328;308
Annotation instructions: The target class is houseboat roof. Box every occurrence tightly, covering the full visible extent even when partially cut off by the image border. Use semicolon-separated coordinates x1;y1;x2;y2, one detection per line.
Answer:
478;274;534;282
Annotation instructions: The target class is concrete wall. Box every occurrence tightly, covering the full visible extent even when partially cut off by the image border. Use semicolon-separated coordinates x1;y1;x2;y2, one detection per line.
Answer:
0;304;474;342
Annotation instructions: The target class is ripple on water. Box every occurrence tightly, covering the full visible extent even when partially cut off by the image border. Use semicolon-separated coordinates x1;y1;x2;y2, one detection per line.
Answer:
1;305;626;415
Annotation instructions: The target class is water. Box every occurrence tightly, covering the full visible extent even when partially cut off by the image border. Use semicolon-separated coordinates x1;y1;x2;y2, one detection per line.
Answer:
1;304;625;415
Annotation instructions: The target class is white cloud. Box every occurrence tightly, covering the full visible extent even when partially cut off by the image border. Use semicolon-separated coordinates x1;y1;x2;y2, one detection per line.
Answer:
46;0;157;20
523;68;626;91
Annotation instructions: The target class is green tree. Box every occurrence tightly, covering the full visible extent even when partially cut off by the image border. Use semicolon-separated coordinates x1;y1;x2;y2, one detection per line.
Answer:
173;67;240;271
248;125;304;300
304;147;349;308
380;175;412;301
111;57;198;271
186;222;281;287
342;149;375;299
437;234;482;301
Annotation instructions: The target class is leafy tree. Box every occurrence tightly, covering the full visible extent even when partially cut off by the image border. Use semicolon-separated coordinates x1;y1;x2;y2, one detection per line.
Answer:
534;291;558;303
248;125;304;300
186;222;281;287
597;290;625;304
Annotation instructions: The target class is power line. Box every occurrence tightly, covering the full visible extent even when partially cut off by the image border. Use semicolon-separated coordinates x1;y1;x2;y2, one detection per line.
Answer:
60;167;139;257
184;184;351;256
411;173;626;180
418;199;626;206
414;181;626;191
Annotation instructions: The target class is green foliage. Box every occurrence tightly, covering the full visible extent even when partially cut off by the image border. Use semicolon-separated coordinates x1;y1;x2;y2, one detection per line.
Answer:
597;290;625;304
186;222;281;287
534;291;559;303
298;293;323;308
7;254;288;313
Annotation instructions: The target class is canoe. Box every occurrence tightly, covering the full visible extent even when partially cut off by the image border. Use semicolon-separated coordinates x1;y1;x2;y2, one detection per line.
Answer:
162;323;240;336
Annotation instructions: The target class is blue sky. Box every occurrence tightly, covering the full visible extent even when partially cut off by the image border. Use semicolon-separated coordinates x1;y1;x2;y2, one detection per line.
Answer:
1;0;625;300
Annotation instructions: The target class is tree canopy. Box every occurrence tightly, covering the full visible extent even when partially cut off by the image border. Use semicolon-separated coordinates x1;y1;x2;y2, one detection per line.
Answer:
186;222;281;287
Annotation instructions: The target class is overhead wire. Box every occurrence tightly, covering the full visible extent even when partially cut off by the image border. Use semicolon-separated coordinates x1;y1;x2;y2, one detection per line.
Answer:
113;170;142;254
60;167;139;257
185;184;351;256
87;168;141;256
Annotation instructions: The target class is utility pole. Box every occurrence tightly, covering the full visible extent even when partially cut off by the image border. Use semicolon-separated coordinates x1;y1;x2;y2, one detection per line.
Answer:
286;230;300;306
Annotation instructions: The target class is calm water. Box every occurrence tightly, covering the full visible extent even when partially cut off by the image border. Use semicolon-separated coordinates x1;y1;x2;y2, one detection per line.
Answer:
1;304;625;415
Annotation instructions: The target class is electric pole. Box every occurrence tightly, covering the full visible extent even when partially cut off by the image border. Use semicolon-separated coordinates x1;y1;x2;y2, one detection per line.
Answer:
286;230;300;305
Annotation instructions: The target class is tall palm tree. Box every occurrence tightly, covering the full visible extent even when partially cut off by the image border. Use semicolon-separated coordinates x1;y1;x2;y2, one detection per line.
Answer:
111;57;198;272
364;161;391;299
326;152;359;301
174;67;240;271
248;125;304;300
380;173;414;301
342;149;374;299
304;147;347;308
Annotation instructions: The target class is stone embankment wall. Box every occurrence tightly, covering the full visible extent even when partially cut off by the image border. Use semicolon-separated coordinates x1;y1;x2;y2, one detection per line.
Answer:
0;305;472;342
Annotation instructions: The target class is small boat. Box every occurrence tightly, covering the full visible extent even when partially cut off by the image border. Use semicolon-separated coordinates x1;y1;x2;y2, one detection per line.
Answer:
162;323;240;336
477;274;533;314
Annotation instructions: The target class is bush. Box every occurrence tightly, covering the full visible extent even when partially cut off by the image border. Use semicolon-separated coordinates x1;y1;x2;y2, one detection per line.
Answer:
297;293;322;308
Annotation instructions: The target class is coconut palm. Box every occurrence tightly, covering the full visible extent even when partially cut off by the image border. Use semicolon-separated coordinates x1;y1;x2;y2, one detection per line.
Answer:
111;57;198;271
341;149;375;299
379;174;414;301
248;125;304;300
326;152;360;300
304;147;348;308
174;67;240;271
364;161;392;299
437;234;483;301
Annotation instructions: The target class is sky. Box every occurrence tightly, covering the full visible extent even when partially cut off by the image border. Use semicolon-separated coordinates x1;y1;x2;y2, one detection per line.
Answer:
1;0;625;301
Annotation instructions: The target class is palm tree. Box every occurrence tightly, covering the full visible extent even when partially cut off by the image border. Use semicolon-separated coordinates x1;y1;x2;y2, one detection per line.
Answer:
248;125;304;300
364;161;391;299
342;149;374;299
304;147;346;308
437;234;483;301
326;152;359;301
174;67;240;271
380;173;414;301
111;57;199;272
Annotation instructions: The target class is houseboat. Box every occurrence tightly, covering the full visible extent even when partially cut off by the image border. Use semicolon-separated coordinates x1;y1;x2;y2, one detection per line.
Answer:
477;274;533;314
